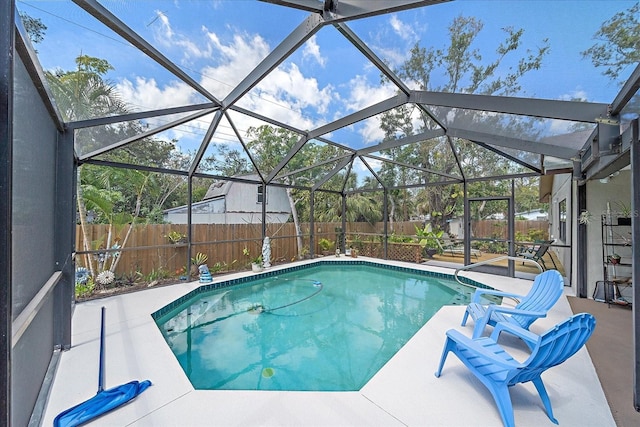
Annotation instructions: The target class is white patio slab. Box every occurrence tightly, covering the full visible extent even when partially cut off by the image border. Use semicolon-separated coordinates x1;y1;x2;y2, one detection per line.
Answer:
42;258;614;426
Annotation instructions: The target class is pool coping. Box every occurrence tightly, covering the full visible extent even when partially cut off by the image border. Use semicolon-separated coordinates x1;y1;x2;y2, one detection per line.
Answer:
151;259;491;320
42;257;616;426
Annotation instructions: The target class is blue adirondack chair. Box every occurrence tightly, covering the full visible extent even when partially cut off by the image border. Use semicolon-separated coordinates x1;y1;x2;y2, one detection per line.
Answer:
461;269;564;339
435;313;596;427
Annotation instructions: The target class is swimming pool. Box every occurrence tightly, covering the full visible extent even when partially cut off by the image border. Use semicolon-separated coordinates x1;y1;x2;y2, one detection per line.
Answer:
152;261;484;391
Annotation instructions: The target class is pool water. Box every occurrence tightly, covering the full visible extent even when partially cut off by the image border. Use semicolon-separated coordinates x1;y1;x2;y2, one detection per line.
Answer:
154;263;475;391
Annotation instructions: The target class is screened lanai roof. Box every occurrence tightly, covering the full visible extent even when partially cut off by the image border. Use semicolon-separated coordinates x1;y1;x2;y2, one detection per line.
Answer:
17;0;640;191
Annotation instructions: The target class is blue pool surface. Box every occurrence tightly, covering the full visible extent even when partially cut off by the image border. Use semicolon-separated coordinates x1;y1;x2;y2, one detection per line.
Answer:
153;262;483;391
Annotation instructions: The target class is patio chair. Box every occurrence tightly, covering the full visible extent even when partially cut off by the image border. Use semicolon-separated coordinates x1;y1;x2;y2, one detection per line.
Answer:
438;233;481;258
461;269;564;339
517;239;556;270
435;312;596;427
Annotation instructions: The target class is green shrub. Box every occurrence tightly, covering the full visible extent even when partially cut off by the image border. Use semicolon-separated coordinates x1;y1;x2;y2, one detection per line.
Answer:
318;238;334;251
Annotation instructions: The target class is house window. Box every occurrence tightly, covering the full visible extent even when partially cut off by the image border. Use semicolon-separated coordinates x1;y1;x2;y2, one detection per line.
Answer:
257;185;264;203
559;198;567;242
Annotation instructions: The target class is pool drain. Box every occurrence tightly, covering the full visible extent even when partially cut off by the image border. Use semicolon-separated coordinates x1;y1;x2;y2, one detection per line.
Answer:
262;367;275;378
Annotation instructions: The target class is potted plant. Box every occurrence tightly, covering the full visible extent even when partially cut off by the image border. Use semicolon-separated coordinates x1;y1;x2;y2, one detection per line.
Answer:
318;238;334;256
243;247;263;272
251;255;263;272
615;201;632;225
578;210;593;225
190;252;208;277
165;230;187;244
609;253;621;265
415;225;443;258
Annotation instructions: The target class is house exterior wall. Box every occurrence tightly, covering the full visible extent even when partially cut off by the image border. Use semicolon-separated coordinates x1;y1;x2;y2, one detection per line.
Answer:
551;170;632;298
225;182;290;213
585;170;631;299
550;174;572;286
163;182;291;224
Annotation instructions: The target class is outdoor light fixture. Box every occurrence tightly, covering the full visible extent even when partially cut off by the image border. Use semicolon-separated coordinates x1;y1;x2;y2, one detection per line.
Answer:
599;171;620;184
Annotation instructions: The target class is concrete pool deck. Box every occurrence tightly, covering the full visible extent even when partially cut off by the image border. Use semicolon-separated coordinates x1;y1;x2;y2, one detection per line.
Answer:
42;258;614;426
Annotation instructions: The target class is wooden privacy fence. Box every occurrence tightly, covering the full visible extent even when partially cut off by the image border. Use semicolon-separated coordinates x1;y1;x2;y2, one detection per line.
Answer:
472;220;549;239
75;220;547;278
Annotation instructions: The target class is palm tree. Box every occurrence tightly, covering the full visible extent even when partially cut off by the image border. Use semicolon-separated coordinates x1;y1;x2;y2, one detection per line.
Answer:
46;55;130;279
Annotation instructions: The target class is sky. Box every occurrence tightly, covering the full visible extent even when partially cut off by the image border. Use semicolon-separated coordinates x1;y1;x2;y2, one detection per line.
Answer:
16;0;639;170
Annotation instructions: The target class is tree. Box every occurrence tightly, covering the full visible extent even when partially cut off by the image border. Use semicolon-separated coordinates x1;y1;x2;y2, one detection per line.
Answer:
19;12;47;50
379;15;549;231
46;55;128;122
209;125;378;255
582;3;640;80
46;55;185;284
46;56;127;279
244;125;311;258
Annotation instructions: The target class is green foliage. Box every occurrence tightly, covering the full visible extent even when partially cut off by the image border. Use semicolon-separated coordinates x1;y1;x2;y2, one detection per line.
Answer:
209;260;237;274
578;210;594;225
119;269;144;285
515;228;548;244
527;228;547;241
243;247;262;265
351;234;364;250
614;200;632;217
146;268;170;282
415;225;444;251
75;277;95;299
165;230;186;244
582;3;640;80
379;15;549;229
318;238;334;251
19;12;47;48
191;252;208;266
388;233;414;243
477;240;508;254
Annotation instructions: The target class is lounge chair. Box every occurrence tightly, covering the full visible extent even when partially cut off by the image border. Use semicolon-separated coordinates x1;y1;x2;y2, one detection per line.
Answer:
435;312;596;427
437;234;481;258
517;239;556;270
461;269;564;339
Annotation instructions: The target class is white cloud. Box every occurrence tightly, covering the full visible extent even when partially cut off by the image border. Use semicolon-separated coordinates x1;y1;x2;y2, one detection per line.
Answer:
346;75;396;112
558;89;588;102
354;156;382;173
198;32;336;135
116;77;197;111
547;89;590;135
344;75;397;144
115;77;215;149
548;119;575;135
153;11;212;62
302;35;326;67
114;23;366;149
389;15;418;43
199;31;271;99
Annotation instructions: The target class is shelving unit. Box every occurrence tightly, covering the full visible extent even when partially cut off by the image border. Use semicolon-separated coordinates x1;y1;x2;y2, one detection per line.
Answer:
600;214;633;307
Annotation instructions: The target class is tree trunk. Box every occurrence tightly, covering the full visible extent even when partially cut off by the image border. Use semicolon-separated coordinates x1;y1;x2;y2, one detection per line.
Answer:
76;169;95;277
286;188;303;258
388;196;396;233
110;179;146;273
